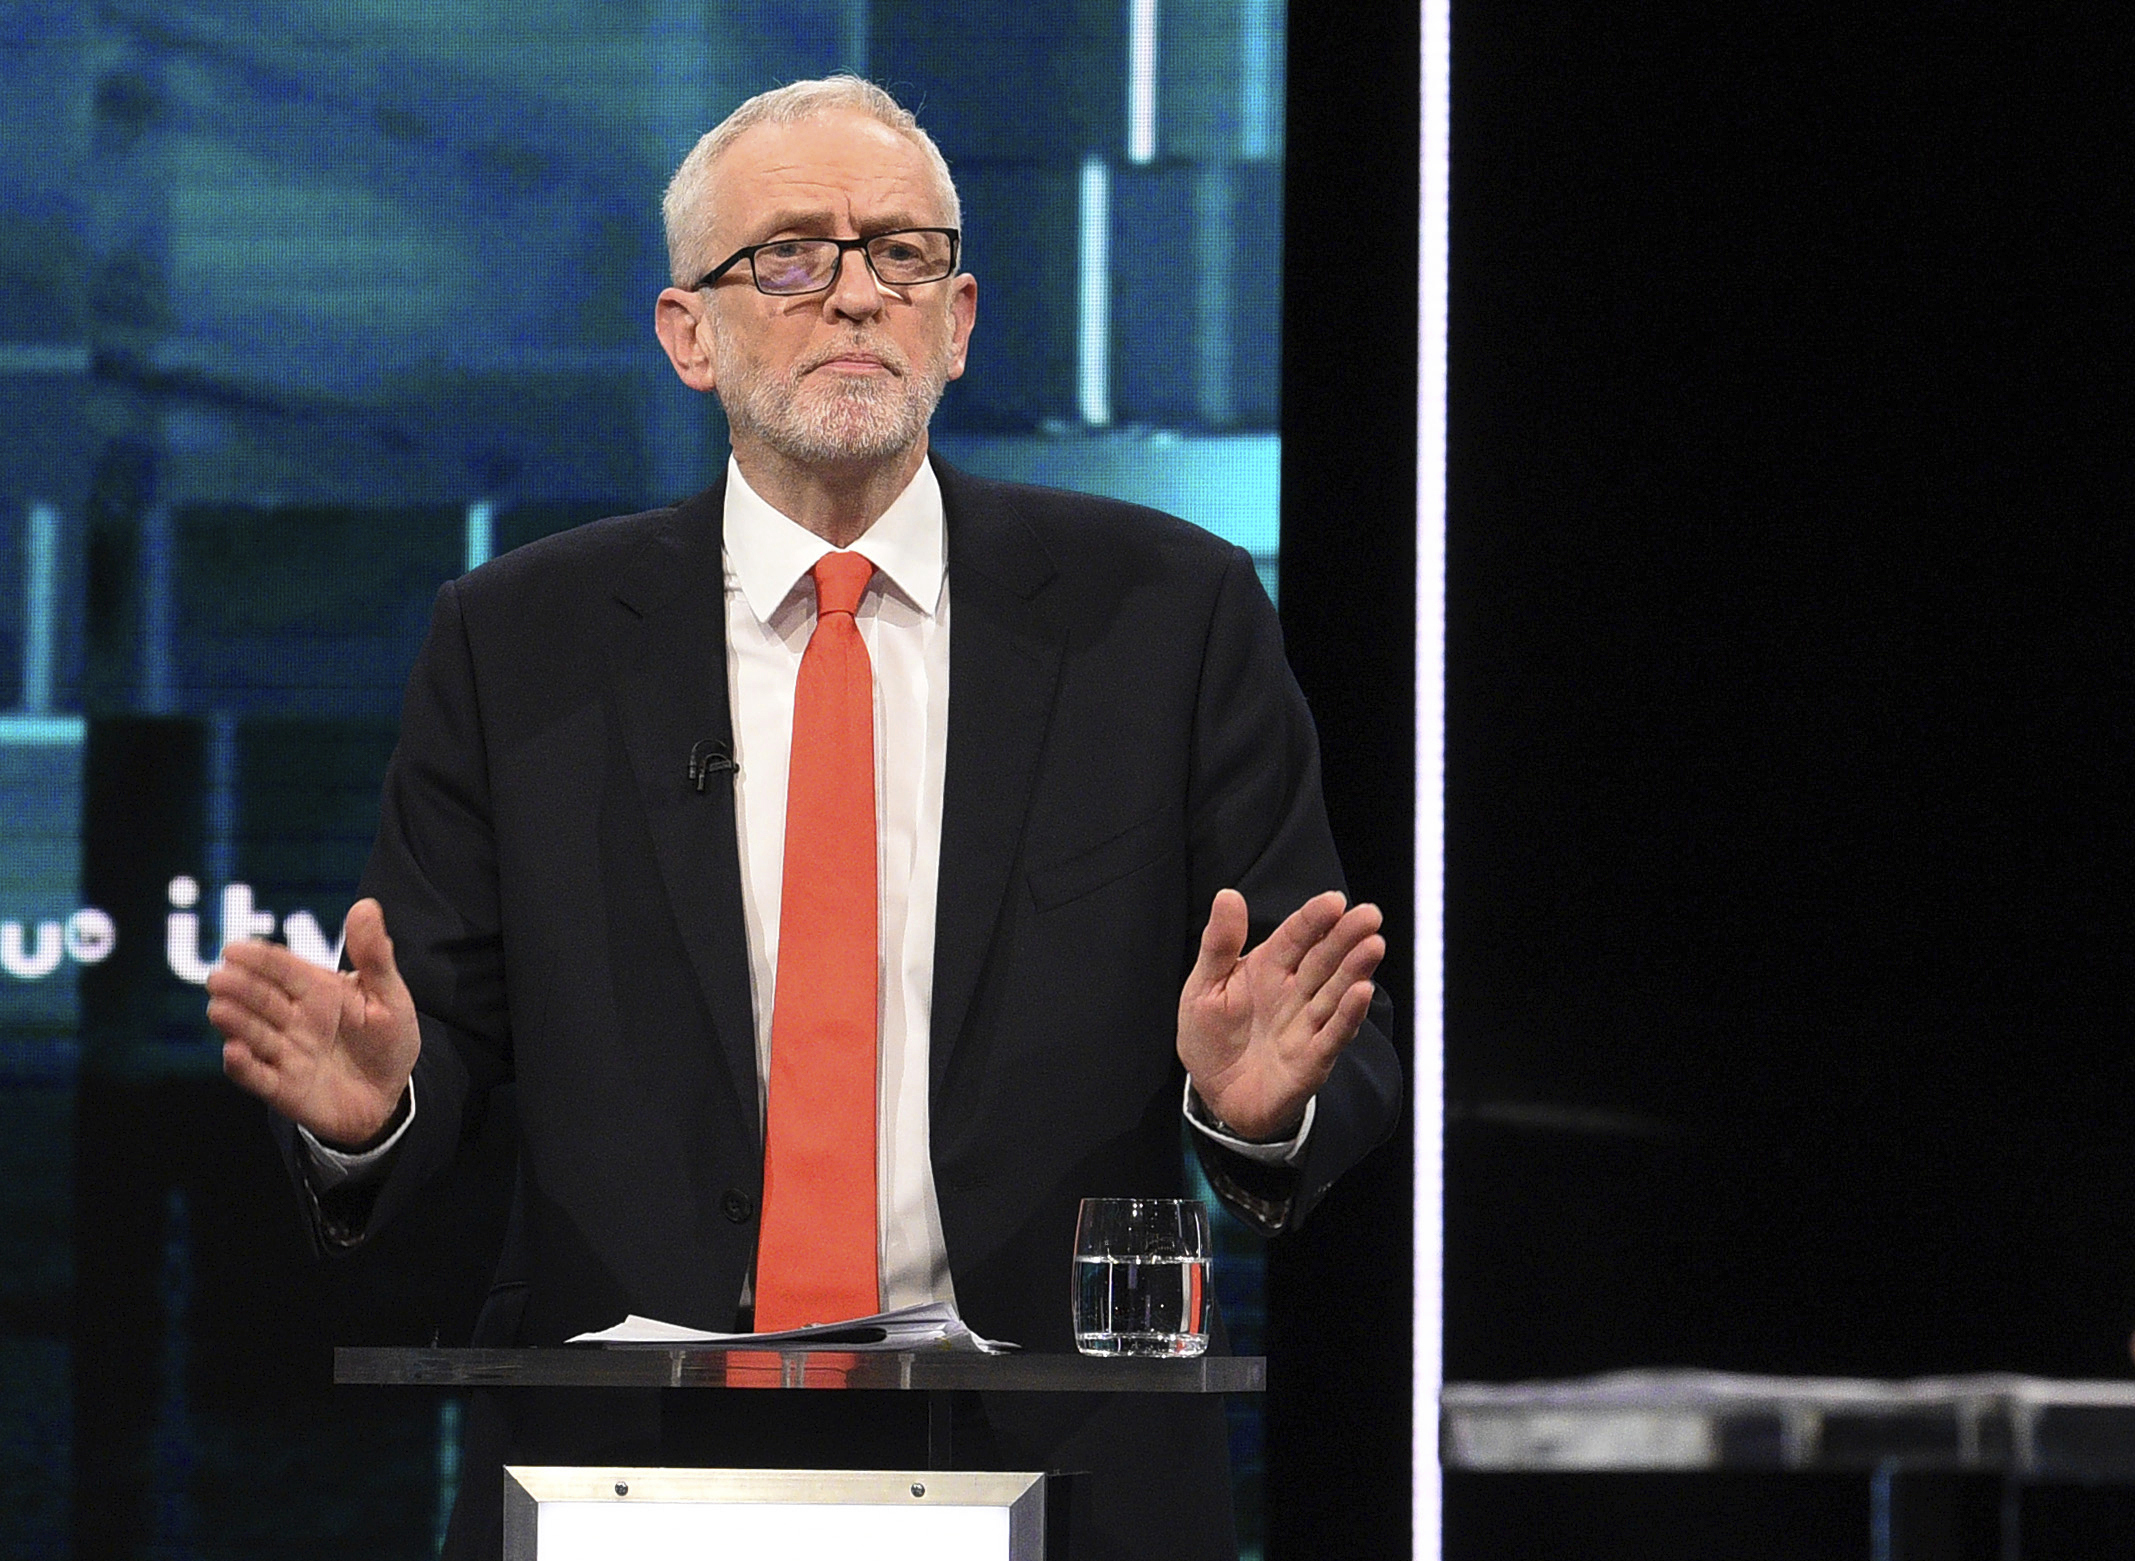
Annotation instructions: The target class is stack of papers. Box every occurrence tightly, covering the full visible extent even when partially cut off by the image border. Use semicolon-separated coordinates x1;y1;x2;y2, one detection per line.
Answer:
568;1300;1016;1354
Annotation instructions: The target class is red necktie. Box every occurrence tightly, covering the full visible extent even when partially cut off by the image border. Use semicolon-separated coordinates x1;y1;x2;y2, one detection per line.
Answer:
753;551;881;1330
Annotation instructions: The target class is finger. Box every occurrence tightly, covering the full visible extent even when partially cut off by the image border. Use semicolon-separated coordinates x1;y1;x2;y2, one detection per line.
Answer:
1290;901;1384;996
1253;890;1350;975
1287;981;1380;1077
1330;926;1387;990
204;959;300;1027
221;960;349;1060
222;1039;283;1099
1183;888;1250;997
1317;977;1379;1051
217;937;320;1007
342;899;408;1000
206;995;296;1069
1300;932;1386;1034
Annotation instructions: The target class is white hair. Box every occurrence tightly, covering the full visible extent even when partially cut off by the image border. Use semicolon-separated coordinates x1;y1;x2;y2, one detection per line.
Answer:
661;75;962;287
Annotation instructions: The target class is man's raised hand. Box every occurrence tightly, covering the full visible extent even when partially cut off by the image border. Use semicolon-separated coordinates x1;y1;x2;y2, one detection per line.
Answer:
206;897;420;1149
1176;888;1385;1143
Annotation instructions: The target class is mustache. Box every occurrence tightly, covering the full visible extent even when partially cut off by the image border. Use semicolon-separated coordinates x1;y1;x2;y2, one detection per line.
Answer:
795;337;911;377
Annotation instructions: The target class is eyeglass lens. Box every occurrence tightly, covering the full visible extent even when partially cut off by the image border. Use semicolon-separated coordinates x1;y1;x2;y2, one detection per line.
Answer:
753;230;956;294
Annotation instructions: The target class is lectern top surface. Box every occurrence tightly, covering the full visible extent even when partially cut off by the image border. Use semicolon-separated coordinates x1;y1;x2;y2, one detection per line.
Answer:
335;1345;1266;1394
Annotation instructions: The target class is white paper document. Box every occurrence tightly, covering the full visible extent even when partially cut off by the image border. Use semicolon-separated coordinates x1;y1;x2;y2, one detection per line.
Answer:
568;1300;1016;1353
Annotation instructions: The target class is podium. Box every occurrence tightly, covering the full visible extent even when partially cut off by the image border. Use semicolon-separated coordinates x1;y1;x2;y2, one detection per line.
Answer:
338;1345;1264;1558
1443;1371;2135;1558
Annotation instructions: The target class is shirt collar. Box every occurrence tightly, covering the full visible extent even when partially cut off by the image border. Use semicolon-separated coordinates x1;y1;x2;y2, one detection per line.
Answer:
721;455;946;624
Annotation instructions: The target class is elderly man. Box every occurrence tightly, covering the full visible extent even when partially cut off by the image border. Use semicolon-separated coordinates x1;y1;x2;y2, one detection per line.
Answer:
208;77;1399;1560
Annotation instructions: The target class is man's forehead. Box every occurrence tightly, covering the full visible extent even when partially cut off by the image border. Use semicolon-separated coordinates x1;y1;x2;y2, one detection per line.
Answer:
711;111;944;233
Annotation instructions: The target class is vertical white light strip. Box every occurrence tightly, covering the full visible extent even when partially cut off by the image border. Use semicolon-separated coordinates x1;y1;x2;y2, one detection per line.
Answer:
22;502;59;713
1415;0;1452;1554
1238;0;1275;160
1077;156;1114;428
1127;0;1159;164
464;499;495;574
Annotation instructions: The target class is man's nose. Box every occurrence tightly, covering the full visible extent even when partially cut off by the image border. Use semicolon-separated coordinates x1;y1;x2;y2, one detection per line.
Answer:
822;247;891;321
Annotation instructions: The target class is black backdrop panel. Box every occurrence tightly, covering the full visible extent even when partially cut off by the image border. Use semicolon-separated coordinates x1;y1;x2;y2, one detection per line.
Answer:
1428;0;2134;1555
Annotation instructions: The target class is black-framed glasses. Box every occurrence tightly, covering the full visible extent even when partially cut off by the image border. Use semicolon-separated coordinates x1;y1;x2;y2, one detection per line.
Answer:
694;228;961;297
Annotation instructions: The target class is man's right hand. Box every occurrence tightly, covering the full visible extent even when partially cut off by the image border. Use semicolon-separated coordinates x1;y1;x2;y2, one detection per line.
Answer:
207;897;420;1150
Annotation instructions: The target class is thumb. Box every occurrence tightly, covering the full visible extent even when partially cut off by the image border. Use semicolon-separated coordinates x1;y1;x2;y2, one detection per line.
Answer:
1184;888;1250;997
342;898;404;995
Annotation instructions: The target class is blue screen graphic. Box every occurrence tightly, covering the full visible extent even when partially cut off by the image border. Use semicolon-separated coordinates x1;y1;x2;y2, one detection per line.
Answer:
1;3;1285;1553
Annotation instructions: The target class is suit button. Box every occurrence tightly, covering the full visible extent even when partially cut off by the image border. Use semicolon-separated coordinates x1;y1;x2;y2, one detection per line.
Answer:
721;1190;754;1224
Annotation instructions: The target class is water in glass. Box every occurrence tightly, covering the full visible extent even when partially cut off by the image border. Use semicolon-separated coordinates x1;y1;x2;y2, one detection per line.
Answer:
1074;1253;1210;1356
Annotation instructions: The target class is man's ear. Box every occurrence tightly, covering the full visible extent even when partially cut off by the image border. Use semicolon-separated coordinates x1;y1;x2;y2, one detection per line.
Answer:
945;272;978;382
654;288;719;393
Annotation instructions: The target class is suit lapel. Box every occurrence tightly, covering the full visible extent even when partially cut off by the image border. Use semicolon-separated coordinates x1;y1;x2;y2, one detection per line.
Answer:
608;479;763;1145
931;460;1065;1094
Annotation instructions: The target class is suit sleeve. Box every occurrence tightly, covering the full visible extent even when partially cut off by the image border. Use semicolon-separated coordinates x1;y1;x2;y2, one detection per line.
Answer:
1183;546;1403;1234
275;578;515;1252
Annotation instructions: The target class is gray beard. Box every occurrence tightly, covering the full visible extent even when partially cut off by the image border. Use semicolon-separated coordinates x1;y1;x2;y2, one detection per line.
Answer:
716;340;952;466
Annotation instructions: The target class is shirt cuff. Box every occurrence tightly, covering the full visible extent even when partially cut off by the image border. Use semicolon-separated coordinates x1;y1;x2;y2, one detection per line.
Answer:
1182;1079;1315;1167
298;1078;416;1190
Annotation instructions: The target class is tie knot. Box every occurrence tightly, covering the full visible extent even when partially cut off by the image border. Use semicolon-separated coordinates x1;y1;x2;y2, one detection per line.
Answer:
812;551;874;618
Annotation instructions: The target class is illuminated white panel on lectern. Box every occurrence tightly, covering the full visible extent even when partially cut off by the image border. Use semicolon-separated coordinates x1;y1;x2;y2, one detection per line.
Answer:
503;1467;1047;1561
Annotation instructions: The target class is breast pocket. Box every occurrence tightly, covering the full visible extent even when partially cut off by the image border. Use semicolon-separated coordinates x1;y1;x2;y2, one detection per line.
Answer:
1027;812;1179;913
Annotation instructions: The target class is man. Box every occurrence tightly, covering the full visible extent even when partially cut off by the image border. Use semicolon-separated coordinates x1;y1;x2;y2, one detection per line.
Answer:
208;77;1399;1559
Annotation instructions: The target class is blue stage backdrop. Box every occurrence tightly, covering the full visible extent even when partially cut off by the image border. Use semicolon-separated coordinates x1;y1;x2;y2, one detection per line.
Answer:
0;2;1288;1555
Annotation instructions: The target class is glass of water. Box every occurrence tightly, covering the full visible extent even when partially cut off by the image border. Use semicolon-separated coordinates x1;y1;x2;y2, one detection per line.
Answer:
1072;1197;1211;1357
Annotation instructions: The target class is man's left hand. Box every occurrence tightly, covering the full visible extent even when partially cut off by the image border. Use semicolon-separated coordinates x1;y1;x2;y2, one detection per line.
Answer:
1177;888;1386;1143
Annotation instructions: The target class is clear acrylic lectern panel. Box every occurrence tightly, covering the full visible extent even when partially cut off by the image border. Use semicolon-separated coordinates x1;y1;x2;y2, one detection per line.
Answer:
340;1345;1264;1557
